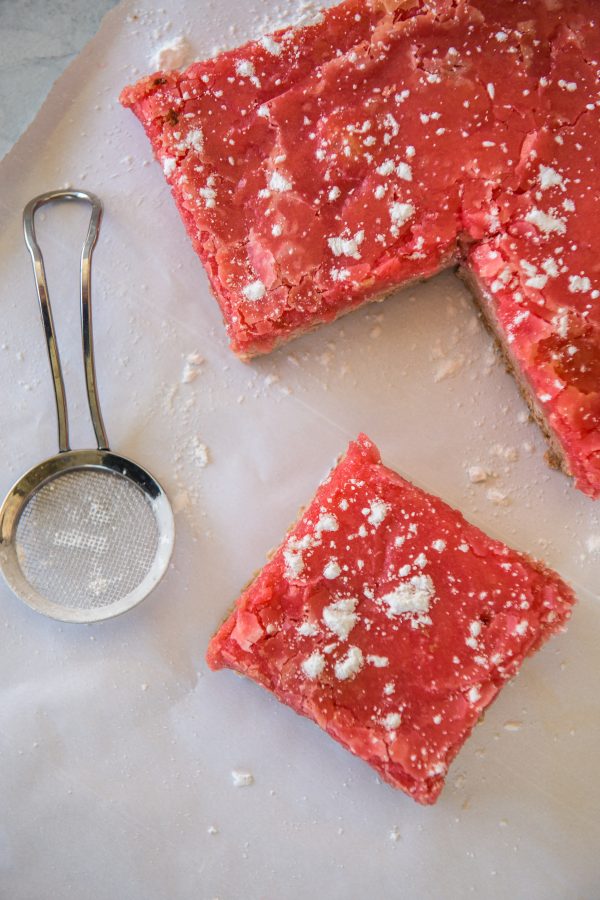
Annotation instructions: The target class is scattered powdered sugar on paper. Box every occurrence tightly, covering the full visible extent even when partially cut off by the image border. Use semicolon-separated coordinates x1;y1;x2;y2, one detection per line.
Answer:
503;720;523;732
181;352;204;383
585;535;600;554
252;1;326;36
486;487;510;506
172;490;191;514
151;35;192;70
468;465;489;484
231;769;254;787
434;355;465;382
191;438;210;467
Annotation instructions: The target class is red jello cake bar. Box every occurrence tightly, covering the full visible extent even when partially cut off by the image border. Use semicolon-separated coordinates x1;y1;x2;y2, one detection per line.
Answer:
121;0;600;497
207;435;575;804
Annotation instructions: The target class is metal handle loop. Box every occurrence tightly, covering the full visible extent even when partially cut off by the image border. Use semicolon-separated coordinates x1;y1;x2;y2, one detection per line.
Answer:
23;189;109;452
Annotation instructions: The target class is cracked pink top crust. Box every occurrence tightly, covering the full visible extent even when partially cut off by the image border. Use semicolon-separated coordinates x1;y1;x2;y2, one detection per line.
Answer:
207;435;575;804
121;0;600;496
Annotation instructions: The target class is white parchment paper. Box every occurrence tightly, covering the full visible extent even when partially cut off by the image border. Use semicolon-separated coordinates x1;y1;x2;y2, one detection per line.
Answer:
0;2;598;897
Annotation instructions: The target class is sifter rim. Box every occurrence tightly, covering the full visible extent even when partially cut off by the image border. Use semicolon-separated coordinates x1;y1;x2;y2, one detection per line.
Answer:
0;449;175;623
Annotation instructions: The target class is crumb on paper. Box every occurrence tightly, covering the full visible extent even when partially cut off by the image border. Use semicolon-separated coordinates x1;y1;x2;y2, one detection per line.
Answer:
585;534;600;554
433;356;464;382
503;721;522;732
389;826;401;842
172;490;191;514
490;443;518;462
231;769;254;787
207;825;219;835
467;465;489;484
486;488;510;506
181;352;204;383
152;35;192;70
191;438;210;467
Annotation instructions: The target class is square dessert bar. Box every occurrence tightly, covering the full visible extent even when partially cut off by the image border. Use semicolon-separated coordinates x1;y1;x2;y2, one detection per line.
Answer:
207;435;576;804
121;0;600;497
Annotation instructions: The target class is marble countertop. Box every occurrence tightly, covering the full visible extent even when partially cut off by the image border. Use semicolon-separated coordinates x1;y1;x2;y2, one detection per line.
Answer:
0;0;119;158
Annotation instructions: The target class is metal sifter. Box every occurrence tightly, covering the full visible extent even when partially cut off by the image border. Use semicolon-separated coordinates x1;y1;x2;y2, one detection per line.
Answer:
0;190;174;623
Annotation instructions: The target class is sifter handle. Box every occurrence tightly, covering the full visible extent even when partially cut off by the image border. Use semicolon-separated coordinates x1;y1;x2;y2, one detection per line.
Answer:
23;189;109;453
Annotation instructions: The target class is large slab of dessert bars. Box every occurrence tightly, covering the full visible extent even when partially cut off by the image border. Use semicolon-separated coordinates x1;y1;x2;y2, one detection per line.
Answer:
122;0;600;499
120;0;592;803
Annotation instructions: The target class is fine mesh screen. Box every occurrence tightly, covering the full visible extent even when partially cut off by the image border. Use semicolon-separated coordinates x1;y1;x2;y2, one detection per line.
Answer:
15;468;160;610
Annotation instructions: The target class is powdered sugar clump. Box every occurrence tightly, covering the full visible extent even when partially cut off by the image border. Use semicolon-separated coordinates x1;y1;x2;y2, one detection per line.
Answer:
334;646;364;680
323;559;341;579
302;650;326;680
367;654;389;667
525;208;566;235
283;534;312;580
162;157;176;177
538;165;564;190
316;513;339;534
269;171;293;192
243;279;266;301
328;230;365;259
568;275;592;293
322;597;358;640
380;575;435;624
365;499;390;527
389;201;415;228
260;35;282;56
